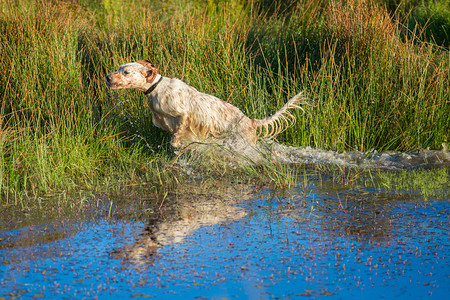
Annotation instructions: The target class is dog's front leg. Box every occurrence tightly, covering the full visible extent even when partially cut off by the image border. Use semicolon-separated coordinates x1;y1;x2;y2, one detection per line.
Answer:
171;115;190;148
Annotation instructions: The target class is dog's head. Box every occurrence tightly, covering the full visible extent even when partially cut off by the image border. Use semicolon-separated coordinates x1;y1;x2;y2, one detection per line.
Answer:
106;60;159;91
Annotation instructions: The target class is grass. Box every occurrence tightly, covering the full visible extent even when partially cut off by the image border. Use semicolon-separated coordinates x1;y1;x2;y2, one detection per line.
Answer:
0;0;449;200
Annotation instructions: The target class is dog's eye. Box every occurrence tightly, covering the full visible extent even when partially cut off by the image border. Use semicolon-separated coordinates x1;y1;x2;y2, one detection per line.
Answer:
123;71;129;75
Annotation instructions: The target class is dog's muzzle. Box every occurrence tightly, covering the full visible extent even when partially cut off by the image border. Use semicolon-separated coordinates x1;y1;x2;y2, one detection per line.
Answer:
105;74;112;86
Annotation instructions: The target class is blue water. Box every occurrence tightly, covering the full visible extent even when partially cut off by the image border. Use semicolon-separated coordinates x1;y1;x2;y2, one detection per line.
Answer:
1;184;449;299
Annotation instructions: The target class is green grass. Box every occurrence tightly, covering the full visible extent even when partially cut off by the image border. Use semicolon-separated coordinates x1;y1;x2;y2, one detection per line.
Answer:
0;0;449;199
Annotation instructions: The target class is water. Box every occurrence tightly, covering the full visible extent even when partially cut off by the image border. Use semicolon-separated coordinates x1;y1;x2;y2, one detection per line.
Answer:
1;177;449;299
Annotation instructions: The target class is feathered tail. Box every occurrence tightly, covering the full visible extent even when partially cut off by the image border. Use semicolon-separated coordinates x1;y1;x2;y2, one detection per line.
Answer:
252;92;307;139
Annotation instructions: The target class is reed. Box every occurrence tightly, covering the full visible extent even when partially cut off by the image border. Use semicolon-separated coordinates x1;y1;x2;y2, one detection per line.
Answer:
0;0;448;199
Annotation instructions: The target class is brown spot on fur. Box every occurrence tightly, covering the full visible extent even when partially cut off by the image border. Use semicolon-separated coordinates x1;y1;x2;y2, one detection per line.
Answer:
137;60;159;83
136;60;155;68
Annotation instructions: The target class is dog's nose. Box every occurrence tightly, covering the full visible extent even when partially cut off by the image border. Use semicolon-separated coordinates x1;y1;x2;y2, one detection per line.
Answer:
105;75;111;82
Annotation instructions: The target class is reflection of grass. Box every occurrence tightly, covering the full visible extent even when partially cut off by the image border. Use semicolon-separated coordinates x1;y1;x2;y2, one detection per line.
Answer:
305;164;449;200
374;168;449;199
0;0;449;199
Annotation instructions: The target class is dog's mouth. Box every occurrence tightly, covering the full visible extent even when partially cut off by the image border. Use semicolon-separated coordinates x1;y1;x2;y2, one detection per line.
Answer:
106;82;117;89
105;74;119;89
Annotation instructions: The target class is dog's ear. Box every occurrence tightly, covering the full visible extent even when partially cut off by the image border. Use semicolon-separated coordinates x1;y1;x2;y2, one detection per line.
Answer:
137;60;155;69
137;60;160;82
138;61;158;83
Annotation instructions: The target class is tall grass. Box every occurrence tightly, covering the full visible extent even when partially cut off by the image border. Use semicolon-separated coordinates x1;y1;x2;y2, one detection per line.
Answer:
249;0;449;150
0;0;449;199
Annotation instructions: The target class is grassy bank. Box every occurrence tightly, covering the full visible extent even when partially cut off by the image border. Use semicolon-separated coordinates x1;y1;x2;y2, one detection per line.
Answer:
0;0;449;199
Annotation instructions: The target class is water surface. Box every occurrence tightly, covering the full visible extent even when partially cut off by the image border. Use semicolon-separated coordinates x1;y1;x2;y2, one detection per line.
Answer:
1;176;449;299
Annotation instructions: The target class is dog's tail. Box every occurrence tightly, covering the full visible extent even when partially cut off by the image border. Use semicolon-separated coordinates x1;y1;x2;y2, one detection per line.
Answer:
252;91;307;140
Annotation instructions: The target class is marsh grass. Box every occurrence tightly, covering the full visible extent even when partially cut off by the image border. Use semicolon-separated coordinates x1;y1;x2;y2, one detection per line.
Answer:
0;0;449;200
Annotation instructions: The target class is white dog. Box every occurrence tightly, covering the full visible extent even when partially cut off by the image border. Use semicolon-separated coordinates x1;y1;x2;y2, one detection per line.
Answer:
106;60;306;148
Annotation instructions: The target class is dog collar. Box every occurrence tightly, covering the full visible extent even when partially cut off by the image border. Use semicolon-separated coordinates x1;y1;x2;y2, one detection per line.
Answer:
144;76;163;95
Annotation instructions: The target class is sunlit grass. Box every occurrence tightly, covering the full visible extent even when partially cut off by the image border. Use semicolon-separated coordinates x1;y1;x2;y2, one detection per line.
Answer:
0;0;448;200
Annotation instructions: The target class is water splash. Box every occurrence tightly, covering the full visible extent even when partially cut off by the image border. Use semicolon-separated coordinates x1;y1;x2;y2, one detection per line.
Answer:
181;135;450;170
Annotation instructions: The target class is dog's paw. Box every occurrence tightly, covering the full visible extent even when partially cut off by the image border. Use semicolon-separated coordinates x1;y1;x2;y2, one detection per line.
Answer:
171;136;181;148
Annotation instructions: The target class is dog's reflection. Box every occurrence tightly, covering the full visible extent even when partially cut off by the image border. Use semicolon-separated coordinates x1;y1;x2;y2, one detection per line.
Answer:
111;189;250;265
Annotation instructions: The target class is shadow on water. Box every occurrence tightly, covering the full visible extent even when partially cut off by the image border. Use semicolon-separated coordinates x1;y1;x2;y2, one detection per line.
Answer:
1;167;449;299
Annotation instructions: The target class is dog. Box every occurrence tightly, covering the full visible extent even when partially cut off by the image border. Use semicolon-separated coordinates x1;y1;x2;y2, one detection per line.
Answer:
106;60;306;148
